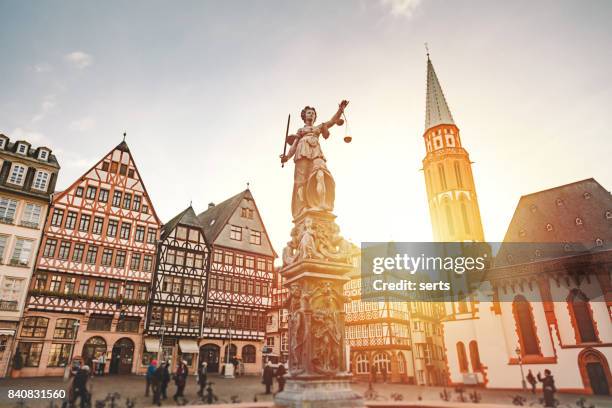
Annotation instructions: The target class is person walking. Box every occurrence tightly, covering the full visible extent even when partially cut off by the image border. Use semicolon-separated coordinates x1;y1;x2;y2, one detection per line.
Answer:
71;365;91;408
276;363;287;393
173;360;189;402
197;361;208;398
371;364;378;383
160;361;171;400
145;359;157;397
262;362;274;395
526;370;537;394
537;370;557;407
151;362;163;406
97;354;106;376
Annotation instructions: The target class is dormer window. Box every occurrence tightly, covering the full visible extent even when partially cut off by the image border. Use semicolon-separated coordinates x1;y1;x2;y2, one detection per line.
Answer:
8;164;26;185
17;143;28;155
0;138;6;149
38;149;49;161
575;217;583;226
595;238;603;247
32;170;50;191
545;223;553;232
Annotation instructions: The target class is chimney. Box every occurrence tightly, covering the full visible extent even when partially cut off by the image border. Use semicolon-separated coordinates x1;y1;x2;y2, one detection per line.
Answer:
208;202;215;209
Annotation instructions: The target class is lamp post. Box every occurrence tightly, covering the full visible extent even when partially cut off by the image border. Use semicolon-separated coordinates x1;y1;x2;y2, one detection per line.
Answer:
63;320;80;380
158;325;166;363
223;315;235;379
515;346;526;392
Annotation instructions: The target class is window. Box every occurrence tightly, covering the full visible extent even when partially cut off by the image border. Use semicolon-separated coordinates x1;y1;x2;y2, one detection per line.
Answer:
242;345;256;363
108;282;119;298
120;222;131;240
85;245;98;264
58;241;71;259
151;306;162;324
137;286;147;300
130;253;141;270
98;188;109;203
87;316;112;331
456;342;468;372
78;279;89;295
85;186;97;200
230;225;242;241
183;278;193;295
64;277;76;294
0;138;5;149
65;211;77;229
17;342;43;367
75;187;84;197
124;284;134;299
189;309;199;326
106;219;118;237
32;171;50;191
163;307;174;325
38;149;49;161
438;164;447;190
110;161;118;173
135;226;145;242
246;256;255;269
72;244;85;262
115;251;126;268
454;162;463;188
54;319;78;339
101;248;113;266
51;209;64;226
142;204;149;214
123;193;132;209
117;318;139;333
8;164;26;185
17;143;28;154
513;295;541;355
568;289;598;343
257;258;266;271
0;277;23;307
119;164;127;176
47;343;71;367
43;239;57;257
11;238;33;266
133;195;141;211
78;214;91;232
147;228;157;244
469;341;481;371
101;161;109;171
0;197;18;222
93;281;105;297
128;168;134;178
241;207;254;219
178;308;189;326
19;203;41;228
21;317;49;338
143;255;152;271
34;274;47;290
92;217;104;234
112;191;122;207
49;275;61;292
250;230;262;245
575;217;583;226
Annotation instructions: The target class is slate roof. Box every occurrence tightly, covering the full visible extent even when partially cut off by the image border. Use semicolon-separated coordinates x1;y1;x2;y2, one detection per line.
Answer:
196;189;250;242
495;178;612;267
161;205;202;241
0;134;60;168
425;57;455;131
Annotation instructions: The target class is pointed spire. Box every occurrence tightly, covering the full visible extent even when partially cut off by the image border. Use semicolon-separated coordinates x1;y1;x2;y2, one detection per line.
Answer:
425;56;455;131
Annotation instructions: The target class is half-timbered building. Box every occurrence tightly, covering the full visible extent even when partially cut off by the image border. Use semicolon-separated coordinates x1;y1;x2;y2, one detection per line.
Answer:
264;268;288;365
143;206;209;373
196;189;276;375
0;134;60;377
15;141;160;377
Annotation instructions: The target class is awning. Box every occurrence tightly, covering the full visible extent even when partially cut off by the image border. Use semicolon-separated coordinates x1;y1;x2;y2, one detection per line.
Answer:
0;329;15;336
144;337;160;352
179;339;199;354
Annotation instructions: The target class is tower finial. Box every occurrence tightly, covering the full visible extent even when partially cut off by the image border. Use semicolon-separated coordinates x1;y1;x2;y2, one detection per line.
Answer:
189;199;192;207
246;182;250;190
123;132;126;142
425;42;430;60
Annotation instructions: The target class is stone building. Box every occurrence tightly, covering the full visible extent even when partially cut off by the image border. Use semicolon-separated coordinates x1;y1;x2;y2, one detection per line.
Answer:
0;134;60;377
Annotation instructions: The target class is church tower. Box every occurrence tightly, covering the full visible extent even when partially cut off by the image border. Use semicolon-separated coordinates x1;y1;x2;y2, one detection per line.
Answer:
422;55;485;242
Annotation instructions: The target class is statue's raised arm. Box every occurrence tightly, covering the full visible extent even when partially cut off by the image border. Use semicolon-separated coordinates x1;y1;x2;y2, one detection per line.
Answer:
320;100;349;137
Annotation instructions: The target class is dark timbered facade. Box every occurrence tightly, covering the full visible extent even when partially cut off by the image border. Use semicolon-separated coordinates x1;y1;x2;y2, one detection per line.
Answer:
16;141;160;377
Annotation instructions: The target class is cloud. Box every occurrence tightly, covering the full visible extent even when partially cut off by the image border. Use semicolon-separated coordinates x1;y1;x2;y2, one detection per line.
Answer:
10;127;49;146
34;63;52;73
31;95;57;122
380;0;423;17
69;116;96;132
65;51;93;69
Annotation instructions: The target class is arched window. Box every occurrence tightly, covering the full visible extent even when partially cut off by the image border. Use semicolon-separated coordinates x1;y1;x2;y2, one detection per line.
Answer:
469;341;481;371
438;164;447;190
397;353;406;374
242;345;256;363
457;291;468;313
224;344;237;362
445;205;454;236
372;352;391;373
355;353;369;374
460;201;471;234
454;162;463;188
82;336;107;366
512;295;540;356
456;342;468;372
568;290;598;343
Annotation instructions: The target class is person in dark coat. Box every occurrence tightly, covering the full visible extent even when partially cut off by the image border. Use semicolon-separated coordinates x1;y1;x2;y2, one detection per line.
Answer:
262;362;274;394
537;370;557;407
71;365;91;408
151;363;163;406
276;363;287;393
160;361;171;400
526;370;537;394
173;360;189;402
145;360;157;397
197;361;208;398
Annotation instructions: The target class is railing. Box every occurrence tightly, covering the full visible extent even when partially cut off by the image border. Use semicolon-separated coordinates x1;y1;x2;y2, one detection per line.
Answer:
20;220;40;229
0;217;14;225
0;300;18;311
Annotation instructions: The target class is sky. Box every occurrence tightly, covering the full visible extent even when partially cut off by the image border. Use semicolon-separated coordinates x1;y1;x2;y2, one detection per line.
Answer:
1;0;611;258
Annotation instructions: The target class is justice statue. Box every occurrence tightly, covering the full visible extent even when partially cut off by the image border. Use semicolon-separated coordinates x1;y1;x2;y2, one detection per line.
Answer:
280;100;349;219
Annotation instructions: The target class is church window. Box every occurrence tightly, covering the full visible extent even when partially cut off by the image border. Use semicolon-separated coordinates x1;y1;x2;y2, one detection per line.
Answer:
567;289;598;343
438;164;447;190
454;162;463;187
512;295;540;356
445;205;454;236
456;342;468;372
460;202;470;234
469;341;481;371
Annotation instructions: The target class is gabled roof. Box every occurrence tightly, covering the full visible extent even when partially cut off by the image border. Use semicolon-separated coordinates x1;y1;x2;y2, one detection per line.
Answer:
196;189;250;242
425;57;455;131
161;205;202;241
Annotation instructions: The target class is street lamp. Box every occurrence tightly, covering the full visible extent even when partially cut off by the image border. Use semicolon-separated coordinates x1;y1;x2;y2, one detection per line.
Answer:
223;316;235;379
158;325;166;363
515;346;526;392
63;320;80;380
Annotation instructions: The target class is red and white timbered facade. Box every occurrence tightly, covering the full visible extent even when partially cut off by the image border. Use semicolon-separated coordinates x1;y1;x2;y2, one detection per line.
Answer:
16;141;160;377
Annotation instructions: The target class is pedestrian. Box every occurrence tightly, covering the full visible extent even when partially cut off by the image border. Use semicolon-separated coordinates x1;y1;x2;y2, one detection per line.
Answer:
262;361;274;394
173;359;189;402
151;362;163;406
71;365;91;408
197;361;208;398
276;363;287;393
371;364;378;383
526;369;537;394
381;365;387;383
161;361;171;400
537;369;557;407
97;354;106;376
232;357;240;377
145;359;157;397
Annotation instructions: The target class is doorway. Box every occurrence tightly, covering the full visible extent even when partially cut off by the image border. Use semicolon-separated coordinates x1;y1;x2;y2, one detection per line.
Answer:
200;344;220;373
110;338;135;375
578;348;611;395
